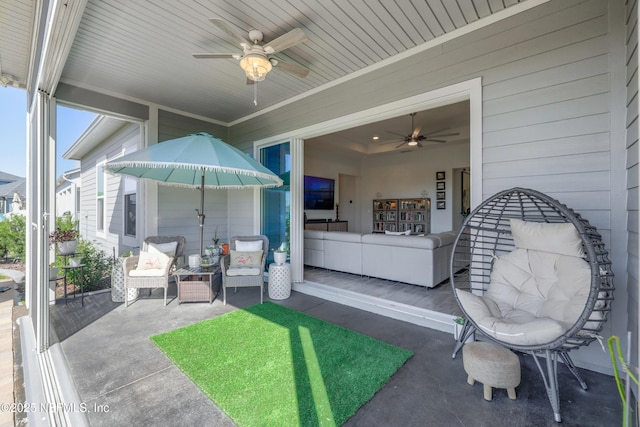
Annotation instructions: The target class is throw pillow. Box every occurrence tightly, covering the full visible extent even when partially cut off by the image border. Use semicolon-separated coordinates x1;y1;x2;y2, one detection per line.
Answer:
229;250;263;268
509;219;585;258
384;230;411;236
148;241;178;257
136;250;170;270
235;240;263;251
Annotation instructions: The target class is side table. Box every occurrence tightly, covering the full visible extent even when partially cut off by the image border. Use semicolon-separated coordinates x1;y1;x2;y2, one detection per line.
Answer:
268;263;291;300
173;265;221;303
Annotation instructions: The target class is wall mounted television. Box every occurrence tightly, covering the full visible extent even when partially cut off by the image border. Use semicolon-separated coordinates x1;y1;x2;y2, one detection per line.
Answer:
304;175;335;210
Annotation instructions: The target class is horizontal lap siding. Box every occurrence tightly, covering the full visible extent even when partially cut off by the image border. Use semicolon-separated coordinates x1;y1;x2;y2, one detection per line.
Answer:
158;110;228;142
157;186;228;256
480;0;611;235
79;123;140;254
625;0;638;392
156;110;234;254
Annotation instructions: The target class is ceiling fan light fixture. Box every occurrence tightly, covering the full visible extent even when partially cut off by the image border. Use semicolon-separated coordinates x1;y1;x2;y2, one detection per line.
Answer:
240;53;272;81
407;140;418;146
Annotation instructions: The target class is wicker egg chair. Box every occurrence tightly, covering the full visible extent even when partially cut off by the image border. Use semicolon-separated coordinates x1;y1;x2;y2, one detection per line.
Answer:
450;187;614;422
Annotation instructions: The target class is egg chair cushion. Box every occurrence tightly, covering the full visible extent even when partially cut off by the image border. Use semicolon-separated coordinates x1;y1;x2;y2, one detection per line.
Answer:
456;247;591;346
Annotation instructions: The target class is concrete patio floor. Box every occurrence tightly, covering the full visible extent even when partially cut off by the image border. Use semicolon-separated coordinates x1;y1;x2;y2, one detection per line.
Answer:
49;285;623;427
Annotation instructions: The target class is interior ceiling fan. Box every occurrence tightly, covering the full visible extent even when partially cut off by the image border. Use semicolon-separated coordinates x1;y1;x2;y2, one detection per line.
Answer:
388;113;459;149
193;19;310;83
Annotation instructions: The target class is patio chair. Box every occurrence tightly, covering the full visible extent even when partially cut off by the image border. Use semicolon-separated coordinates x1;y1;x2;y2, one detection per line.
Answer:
450;187;614;423
221;235;268;305
123;236;186;307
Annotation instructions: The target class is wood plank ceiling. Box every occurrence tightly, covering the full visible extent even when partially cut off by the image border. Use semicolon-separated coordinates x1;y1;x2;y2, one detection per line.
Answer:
56;0;527;123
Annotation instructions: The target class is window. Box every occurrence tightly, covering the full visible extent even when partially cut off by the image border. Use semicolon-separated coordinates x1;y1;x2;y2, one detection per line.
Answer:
124;177;136;237
260;142;290;264
97;162;106;233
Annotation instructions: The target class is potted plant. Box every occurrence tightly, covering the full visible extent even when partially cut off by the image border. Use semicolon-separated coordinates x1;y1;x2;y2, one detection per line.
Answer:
273;243;288;265
49;228;79;255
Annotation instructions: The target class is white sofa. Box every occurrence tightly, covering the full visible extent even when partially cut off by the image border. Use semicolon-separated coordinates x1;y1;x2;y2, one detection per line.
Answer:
304;230;457;288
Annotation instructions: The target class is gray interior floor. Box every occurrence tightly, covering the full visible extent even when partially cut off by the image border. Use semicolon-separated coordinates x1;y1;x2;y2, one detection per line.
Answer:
303;265;462;315
50;285;623;427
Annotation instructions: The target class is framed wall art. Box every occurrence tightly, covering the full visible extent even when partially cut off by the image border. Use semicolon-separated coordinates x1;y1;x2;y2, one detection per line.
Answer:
436;181;445;190
436;171;445;180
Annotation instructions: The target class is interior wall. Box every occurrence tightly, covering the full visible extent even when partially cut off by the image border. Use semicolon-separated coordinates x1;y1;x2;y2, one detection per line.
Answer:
303;143;361;222
304;139;470;234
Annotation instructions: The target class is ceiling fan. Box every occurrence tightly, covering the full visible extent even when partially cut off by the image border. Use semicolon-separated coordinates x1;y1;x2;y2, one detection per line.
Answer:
193;19;310;83
388;113;459;149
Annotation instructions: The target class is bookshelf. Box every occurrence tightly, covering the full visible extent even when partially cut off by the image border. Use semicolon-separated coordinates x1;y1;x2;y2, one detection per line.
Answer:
372;198;430;234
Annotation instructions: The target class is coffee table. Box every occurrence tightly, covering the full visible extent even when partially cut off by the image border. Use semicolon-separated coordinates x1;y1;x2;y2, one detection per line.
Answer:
173;265;221;303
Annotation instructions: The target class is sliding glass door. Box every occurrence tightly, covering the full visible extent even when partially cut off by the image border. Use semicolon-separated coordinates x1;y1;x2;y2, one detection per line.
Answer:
260;141;290;264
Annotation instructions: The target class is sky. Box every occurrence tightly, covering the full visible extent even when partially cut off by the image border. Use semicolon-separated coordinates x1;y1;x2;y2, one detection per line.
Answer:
0;86;97;178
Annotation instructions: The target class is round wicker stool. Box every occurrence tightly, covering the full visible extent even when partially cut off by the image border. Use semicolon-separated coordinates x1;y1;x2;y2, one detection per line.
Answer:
463;341;521;401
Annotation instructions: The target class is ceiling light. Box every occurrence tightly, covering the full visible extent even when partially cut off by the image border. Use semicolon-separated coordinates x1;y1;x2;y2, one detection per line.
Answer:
407;140;418;146
0;73;15;87
372;136;379;140
239;53;272;82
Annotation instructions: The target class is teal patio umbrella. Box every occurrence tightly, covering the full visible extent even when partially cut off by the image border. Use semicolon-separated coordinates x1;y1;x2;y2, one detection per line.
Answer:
106;132;283;255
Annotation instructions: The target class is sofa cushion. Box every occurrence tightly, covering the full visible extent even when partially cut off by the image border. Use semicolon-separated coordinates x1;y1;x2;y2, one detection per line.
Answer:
304;230;326;239
322;231;363;243
362;233;440;249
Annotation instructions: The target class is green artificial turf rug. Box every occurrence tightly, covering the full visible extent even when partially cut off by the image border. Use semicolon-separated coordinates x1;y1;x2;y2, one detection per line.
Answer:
151;302;413;427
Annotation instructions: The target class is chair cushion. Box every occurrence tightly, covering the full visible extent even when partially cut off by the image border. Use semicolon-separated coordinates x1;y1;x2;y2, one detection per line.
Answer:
226;267;262;276
457;248;591;346
235;240;263;251
230;250;263;268
129;268;166;277
148;241;178;257
136;250;170;271
510;219;585;257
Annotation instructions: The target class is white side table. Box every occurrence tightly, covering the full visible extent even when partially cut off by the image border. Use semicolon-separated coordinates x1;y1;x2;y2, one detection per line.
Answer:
268;263;291;300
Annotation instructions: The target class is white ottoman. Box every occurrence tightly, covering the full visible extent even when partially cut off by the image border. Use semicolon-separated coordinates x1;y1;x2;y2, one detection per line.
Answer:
268;263;291;300
463;341;521;401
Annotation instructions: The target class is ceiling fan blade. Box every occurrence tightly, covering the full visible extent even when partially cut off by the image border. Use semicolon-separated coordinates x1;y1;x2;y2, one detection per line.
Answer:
395;141;407;149
426;139;447;143
386;131;407;138
193;53;240;59
426;132;459;138
273;59;309;78
209;18;251;48
263;28;307;54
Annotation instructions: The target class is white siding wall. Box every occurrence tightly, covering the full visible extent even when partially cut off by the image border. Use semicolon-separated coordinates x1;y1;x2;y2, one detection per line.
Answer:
79;122;141;255
156;110;231;255
226;0;628;373
625;0;639;389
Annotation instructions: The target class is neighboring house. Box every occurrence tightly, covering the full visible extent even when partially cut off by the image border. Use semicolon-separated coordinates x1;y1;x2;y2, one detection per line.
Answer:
0;171;26;214
5;0;638;418
55;168;80;220
62;116;146;256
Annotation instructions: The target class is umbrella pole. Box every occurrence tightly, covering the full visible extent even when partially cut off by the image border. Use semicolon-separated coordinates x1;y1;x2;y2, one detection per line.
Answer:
197;170;205;256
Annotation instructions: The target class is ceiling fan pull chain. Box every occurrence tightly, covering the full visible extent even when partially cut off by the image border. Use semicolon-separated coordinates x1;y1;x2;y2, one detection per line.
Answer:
253;82;258;106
